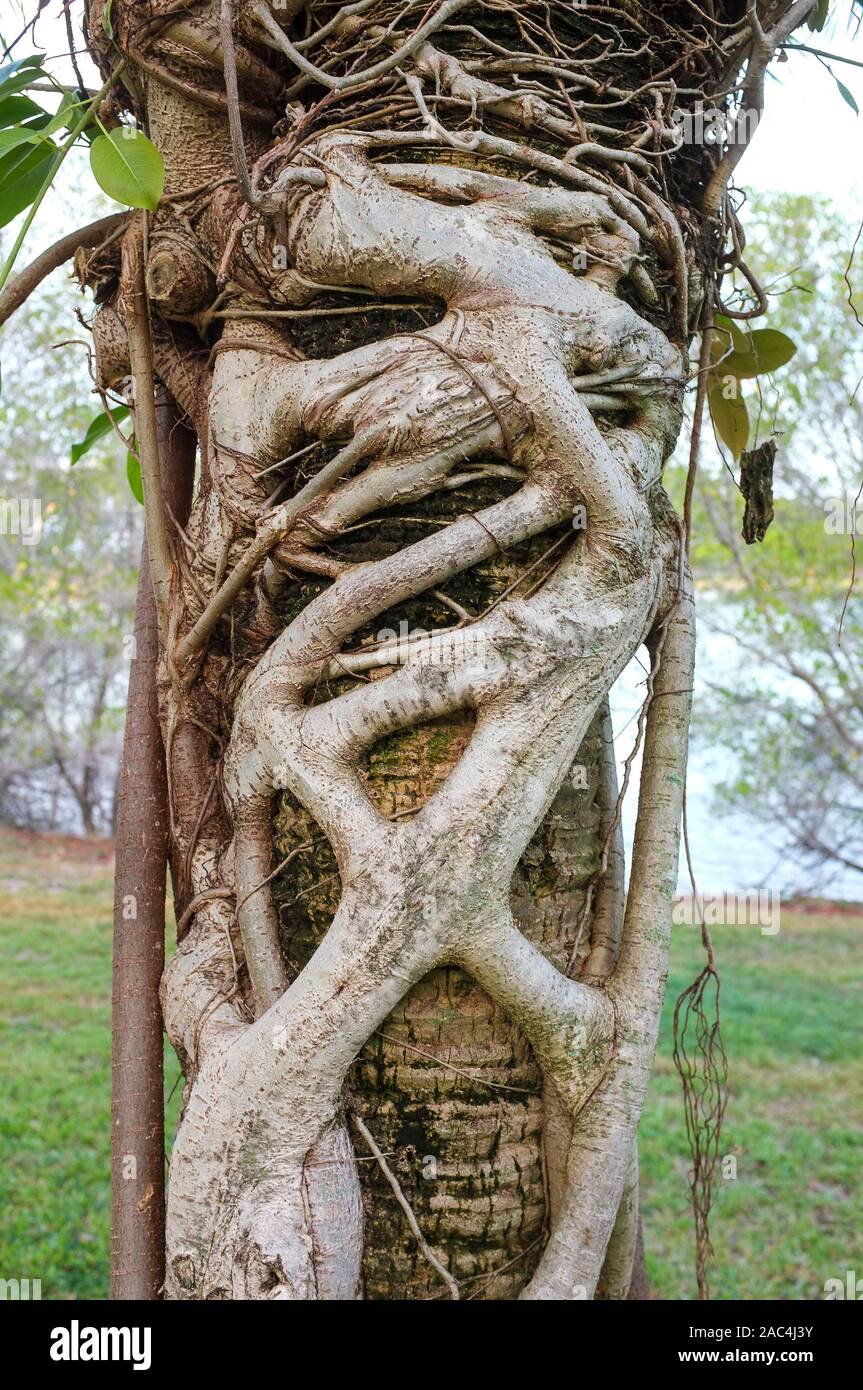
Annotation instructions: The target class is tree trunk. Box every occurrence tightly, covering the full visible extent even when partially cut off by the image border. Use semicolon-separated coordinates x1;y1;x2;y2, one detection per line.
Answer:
276;692;619;1297
627;1218;651;1301
83;0;811;1300
110;396;195;1299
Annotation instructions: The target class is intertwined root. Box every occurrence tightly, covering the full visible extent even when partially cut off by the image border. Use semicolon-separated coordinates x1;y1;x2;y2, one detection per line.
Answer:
159;123;690;1300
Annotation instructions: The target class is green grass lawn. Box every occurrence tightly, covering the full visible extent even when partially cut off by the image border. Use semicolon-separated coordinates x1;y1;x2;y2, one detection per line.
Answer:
0;829;860;1300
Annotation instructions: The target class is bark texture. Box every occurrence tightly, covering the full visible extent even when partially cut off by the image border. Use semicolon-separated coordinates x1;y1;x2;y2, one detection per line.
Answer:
275;704;611;1296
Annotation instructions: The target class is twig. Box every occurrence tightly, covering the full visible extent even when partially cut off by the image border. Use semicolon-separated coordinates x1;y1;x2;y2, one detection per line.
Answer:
0;62;127;294
121;213;176;641
672;790;729;1300
234;839;314;915
0;214;127;327
838;473;863;646
352;1112;460;1300
843;216;863;333
217;303;431;318
176;429;377;664
704;0;817;218
375;1031;538;1095
684;299;716;554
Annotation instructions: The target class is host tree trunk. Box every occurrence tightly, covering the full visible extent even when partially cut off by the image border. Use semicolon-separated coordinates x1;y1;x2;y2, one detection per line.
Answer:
81;0;813;1300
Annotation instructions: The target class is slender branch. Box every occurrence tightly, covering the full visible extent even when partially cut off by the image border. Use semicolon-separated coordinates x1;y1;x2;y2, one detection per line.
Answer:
0;214;126;327
353;1113;460;1300
219;0;256;207
175;428;378;665
111;396;196;1300
704;0;817;217
0;63;126;294
252;0;471;95
121;214;176;642
781;41;863;71
684;302;715;554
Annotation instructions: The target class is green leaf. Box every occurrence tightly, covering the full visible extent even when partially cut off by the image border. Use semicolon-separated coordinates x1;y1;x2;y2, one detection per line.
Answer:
70;405;130;465
0;127;44;155
126;446;144;505
807;0;829;30
0;94;45;127
89;127;164;211
0;55;46;84
36;92;99;145
834;78;859;116
0;56;50;100
710;314;751;366
0;115;53;156
0;139;57;227
714;313;750;350
0;55;45;84
709;383;749;460
722;329;798;378
40;93;93;141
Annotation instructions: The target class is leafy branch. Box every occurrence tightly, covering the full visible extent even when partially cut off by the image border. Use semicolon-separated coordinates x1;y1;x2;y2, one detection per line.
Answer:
707;314;798;460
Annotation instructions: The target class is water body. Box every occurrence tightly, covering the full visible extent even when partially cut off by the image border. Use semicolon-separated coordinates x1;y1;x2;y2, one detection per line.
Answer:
609;646;861;903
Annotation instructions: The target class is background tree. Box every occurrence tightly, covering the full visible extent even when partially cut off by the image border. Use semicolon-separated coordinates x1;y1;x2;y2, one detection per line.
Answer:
686;193;863;891
0;263;139;834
